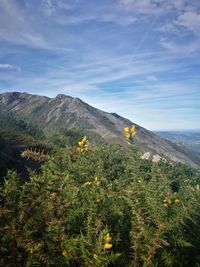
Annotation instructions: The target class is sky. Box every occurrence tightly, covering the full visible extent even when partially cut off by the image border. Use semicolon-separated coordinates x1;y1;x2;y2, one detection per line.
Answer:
0;0;200;130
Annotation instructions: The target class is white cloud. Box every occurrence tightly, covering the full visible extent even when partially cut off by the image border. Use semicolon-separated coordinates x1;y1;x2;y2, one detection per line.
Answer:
79;80;199;130
119;0;154;8
158;23;178;34
175;11;200;36
119;0;198;15
146;75;158;81
0;64;20;71
0;50;189;96
42;0;74;14
100;13;137;26
160;39;200;54
0;0;50;48
56;13;137;26
119;0;172;14
119;0;161;14
42;0;54;14
158;9;200;53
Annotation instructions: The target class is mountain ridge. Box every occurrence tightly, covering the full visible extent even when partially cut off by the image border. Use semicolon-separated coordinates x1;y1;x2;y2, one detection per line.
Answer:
0;91;199;168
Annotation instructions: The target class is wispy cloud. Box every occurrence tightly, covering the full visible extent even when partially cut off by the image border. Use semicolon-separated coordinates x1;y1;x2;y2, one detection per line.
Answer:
0;0;49;48
119;0;187;14
158;6;200;54
146;75;158;81
0;64;20;72
0;0;199;130
175;11;200;36
41;0;75;15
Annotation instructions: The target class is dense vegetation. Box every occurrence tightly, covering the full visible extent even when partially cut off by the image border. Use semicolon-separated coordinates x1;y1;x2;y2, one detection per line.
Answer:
0;109;45;142
1;131;200;266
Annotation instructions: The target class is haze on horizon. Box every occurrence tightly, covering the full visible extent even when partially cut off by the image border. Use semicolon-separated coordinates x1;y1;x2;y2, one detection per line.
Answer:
0;0;199;131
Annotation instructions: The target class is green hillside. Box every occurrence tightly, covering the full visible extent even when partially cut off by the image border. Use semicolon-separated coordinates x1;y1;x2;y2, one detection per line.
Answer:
0;109;52;180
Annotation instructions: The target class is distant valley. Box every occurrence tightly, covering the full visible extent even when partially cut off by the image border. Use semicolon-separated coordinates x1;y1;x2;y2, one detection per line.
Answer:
157;131;200;155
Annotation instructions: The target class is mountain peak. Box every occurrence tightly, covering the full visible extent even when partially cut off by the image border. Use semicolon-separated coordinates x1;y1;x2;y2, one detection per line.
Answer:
0;91;199;168
0;91;22;105
56;94;73;100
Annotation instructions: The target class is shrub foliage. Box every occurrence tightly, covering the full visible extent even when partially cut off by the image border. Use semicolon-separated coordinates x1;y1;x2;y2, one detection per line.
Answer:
1;140;200;266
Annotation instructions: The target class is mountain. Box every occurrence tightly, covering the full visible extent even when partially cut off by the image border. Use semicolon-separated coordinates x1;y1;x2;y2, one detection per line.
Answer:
0;91;199;168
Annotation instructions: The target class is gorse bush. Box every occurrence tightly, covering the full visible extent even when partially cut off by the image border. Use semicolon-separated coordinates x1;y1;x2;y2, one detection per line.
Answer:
1;135;200;266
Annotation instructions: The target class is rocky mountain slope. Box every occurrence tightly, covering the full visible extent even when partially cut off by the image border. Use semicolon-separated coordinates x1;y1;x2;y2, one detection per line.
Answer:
0;91;199;168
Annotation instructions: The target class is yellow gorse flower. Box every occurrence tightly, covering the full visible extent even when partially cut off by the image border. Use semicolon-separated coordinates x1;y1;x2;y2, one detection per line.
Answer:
103;233;112;249
163;198;172;207
77;136;90;153
163;197;181;207
83;177;101;187
78;136;87;146
124;125;136;141
196;184;200;191
130;125;136;134
104;243;113;249
104;233;112;243
124;127;129;133
83;181;92;186
93;254;98;260
94;176;100;186
62;250;68;257
28;243;43;254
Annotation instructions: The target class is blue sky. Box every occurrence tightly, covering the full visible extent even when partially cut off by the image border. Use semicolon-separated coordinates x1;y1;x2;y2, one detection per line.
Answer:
0;0;200;130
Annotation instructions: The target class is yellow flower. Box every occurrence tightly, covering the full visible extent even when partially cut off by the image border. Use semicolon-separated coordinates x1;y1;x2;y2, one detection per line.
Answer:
104;243;112;249
125;133;131;139
163;198;172;206
124;125;136;141
163;203;168;208
168;199;172;205
130;125;136;135
62;250;67;257
174;198;180;204
83;181;92;186
104;233;112;243
94;176;100;186
93;254;98;260
124;127;129;133
82;136;87;143
77;136;90;153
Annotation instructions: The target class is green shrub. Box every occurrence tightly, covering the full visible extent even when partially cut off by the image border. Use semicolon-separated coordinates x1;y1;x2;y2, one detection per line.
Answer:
1;144;200;266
